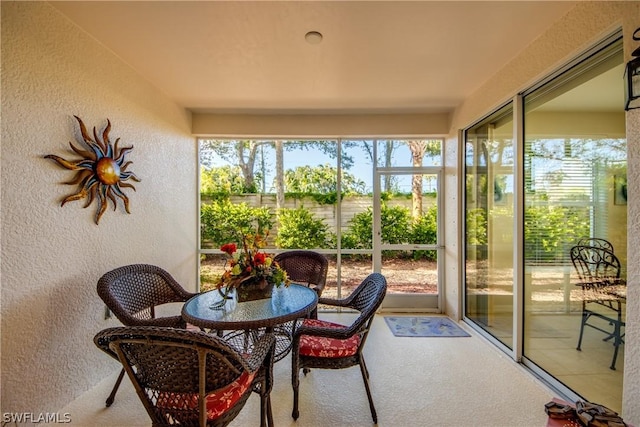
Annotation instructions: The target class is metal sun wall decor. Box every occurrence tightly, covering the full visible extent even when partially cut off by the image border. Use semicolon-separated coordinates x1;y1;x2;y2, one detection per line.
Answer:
45;116;140;225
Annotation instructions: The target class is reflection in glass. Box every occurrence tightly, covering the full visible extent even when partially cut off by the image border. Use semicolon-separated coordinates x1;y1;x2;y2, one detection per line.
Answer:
464;104;515;349
523;39;625;411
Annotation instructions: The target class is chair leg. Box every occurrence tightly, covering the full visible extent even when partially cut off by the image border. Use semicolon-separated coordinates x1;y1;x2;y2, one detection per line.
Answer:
105;368;125;407
292;364;300;420
609;313;624;370
266;395;274;427
359;358;377;424
576;310;589;351
260;393;272;427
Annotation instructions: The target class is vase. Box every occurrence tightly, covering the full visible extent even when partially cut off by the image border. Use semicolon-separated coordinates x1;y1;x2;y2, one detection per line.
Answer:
236;277;274;302
211;287;236;310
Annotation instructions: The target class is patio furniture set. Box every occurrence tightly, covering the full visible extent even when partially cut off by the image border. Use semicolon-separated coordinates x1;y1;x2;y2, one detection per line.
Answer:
94;252;387;427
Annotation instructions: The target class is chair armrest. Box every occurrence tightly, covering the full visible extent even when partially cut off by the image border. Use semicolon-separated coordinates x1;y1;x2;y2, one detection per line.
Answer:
292;322;354;341
317;296;350;308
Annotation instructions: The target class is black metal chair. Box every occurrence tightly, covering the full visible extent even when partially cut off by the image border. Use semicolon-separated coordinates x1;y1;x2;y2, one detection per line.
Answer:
97;264;197;406
291;273;387;423
570;245;626;370
94;326;275;427
576;237;614;252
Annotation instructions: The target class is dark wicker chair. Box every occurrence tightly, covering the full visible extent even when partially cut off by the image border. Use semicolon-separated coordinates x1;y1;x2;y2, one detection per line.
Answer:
94;326;275;427
570;245;626;370
97;264;197;407
274;250;328;319
291;272;387;423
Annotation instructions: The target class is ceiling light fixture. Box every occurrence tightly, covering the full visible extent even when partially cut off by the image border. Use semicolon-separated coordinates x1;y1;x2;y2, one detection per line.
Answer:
305;31;323;45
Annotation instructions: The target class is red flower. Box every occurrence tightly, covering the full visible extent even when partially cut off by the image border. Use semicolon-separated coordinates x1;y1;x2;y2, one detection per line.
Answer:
220;243;237;255
254;252;267;265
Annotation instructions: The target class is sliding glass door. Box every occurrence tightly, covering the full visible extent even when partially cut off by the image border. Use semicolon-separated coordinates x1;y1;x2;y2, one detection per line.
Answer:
521;37;625;411
464;104;515;349
464;35;626;411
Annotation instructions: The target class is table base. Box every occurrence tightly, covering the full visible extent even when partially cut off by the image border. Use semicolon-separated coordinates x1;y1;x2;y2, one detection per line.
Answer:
222;320;298;362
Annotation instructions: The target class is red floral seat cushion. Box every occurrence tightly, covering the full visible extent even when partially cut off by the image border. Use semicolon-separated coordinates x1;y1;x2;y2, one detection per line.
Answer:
298;318;361;358
156;370;255;420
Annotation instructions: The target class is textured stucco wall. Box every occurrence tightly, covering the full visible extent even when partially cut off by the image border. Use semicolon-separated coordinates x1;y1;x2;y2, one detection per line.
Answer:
623;70;640;426
444;1;639;423
1;1;197;414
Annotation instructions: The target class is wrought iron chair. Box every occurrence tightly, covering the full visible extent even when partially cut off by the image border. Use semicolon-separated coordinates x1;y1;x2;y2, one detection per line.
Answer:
570;245;626;370
94;326;275;427
291;273;387;423
97;264;197;407
576;237;615;252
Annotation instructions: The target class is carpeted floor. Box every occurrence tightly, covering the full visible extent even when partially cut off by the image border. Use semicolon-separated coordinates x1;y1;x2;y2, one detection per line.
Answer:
64;313;555;427
384;316;471;337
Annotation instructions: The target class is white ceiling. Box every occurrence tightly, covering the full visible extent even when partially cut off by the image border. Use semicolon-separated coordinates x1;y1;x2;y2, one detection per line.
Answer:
50;1;581;115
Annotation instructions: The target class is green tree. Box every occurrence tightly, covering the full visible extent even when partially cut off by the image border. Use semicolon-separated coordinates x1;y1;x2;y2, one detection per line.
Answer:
408;140;441;219
200;165;250;195
200;139;268;193
283;164;367;195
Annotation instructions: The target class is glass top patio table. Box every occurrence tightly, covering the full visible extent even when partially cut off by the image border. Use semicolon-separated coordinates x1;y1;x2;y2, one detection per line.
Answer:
182;283;318;330
182;284;317;361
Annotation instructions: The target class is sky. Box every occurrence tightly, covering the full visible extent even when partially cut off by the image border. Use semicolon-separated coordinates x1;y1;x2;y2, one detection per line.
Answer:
204;139;442;194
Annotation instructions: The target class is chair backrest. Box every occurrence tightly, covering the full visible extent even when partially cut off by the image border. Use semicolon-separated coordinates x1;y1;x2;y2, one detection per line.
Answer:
97;264;195;327
94;326;255;427
570;245;621;285
343;273;387;337
576;237;614;253
274;251;328;294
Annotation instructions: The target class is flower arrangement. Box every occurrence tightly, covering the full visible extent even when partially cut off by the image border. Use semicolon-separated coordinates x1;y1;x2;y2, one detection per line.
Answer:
215;232;290;293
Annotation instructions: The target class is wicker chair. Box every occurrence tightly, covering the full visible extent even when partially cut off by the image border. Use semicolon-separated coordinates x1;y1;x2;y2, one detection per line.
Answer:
570;245;626;370
274;250;328;319
97;264;197;407
291;272;387;423
94;326;275;427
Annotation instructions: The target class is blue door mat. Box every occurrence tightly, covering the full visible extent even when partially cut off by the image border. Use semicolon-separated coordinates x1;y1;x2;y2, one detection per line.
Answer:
384;316;471;337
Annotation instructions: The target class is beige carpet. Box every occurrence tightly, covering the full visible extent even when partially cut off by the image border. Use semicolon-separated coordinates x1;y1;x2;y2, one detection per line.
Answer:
63;313;555;427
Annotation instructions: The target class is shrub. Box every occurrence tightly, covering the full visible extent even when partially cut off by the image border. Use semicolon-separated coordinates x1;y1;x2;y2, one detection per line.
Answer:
466;208;488;246
201;200;273;248
275;206;333;249
524;205;590;263
342;205;412;250
410;206;438;260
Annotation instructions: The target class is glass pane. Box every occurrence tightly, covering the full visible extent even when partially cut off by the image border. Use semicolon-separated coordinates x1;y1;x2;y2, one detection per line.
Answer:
381;250;437;294
199;139;279;250
376;139;442;168
340;140;375;251
464;104;515;349
278;140;339;250
523;39;625;412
